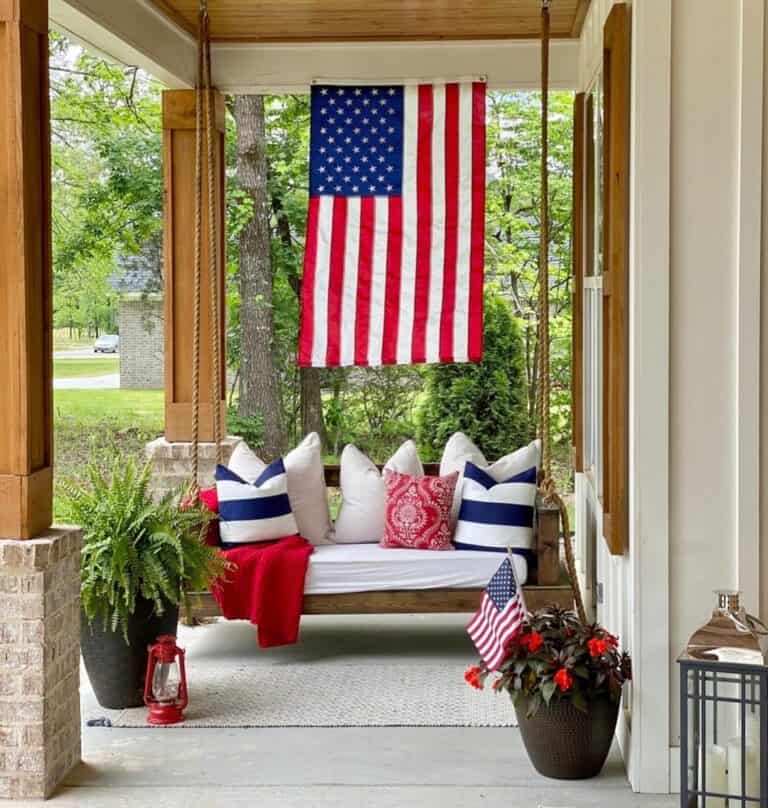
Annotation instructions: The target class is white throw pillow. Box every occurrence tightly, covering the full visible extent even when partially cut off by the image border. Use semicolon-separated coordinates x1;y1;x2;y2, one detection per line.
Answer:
228;433;333;546
334;440;424;544
439;432;541;526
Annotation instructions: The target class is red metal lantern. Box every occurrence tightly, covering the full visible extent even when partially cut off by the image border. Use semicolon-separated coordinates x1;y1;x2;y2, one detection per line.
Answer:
144;635;188;725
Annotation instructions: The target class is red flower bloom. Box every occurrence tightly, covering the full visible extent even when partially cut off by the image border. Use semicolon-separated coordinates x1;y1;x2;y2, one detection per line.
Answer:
587;638;608;658
553;668;573;692
464;666;484;690
519;631;544;653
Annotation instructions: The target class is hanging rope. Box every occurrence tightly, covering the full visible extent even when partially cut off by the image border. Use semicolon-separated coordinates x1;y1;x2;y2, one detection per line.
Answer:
537;0;586;623
188;4;206;499
189;0;223;497
202;8;224;465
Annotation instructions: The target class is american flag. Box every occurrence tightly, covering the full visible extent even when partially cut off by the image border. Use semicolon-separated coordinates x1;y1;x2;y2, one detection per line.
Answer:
467;557;526;670
298;82;486;368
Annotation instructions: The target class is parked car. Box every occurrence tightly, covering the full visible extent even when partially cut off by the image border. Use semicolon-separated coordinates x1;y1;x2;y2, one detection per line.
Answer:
94;334;119;354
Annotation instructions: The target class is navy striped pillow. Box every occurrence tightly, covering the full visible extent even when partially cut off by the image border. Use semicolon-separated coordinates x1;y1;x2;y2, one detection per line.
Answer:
454;461;537;557
216;459;298;546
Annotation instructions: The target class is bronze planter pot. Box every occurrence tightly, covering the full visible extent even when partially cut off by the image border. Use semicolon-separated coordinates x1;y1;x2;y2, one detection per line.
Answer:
515;694;619;779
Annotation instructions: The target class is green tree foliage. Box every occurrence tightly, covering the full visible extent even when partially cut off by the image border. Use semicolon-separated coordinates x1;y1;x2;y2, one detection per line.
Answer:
485;91;574;465
50;34;163;336
418;291;532;461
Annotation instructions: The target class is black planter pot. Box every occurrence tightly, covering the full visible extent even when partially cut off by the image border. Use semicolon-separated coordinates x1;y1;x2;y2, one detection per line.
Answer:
81;598;179;709
515;694;620;780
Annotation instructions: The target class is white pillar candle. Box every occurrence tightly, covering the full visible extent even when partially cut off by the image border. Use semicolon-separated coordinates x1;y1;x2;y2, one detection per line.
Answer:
746;712;761;749
702;744;727;808
727;737;761;800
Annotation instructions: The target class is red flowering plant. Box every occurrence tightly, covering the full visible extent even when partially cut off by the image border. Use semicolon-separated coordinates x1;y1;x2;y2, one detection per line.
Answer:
465;607;632;717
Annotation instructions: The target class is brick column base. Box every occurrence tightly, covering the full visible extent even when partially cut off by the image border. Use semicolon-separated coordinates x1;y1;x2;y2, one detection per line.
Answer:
145;436;242;497
0;528;82;800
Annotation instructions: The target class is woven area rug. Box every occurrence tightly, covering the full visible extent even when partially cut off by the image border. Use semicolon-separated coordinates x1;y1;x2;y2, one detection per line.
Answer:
88;616;518;728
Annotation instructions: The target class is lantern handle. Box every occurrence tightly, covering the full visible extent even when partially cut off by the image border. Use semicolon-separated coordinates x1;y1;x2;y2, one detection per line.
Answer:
177;647;189;710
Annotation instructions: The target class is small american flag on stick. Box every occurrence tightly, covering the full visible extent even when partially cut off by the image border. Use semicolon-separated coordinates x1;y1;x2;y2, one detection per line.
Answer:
467;556;526;670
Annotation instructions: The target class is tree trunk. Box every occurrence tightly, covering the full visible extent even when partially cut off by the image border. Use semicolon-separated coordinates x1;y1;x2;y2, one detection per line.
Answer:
300;368;328;447
271;195;328;449
233;95;286;459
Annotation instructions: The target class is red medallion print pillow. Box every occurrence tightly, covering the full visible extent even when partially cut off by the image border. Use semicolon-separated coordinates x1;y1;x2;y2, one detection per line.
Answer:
381;471;458;551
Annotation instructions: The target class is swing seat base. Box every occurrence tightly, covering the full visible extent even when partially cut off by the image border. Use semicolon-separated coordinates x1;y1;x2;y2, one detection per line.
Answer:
185;580;574;621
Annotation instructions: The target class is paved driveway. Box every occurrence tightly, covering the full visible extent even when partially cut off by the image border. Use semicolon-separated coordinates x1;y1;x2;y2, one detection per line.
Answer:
54;374;120;390
54;348;119;360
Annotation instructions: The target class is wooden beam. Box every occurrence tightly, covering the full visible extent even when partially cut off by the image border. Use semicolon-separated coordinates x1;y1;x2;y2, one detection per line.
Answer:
601;4;630;555
187;584;574;620
147;0;587;43
570;0;591;38
0;0;53;539
163;89;227;442
572;92;585;473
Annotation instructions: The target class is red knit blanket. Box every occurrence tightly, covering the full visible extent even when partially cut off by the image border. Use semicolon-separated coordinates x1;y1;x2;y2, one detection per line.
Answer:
212;536;313;648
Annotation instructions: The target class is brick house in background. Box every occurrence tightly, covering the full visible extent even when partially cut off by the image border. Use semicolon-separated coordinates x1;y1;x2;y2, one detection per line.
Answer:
110;236;164;389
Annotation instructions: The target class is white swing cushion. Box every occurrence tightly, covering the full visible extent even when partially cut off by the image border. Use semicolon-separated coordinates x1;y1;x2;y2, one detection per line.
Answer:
439;432;541;526
453;461;537;555
228;433;333;546
334;440;424;544
216;460;298;545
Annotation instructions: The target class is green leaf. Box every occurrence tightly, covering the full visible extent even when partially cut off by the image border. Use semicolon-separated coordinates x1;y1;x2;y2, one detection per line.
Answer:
541;680;556;705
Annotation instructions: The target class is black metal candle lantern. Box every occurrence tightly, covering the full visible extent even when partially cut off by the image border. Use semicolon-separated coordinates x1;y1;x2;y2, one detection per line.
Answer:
679;591;768;807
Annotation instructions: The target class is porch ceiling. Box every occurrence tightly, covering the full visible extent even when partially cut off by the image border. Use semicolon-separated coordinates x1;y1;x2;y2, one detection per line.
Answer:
147;0;591;43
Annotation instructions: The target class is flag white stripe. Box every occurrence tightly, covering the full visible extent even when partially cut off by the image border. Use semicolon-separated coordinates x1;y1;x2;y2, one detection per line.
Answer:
339;197;361;366
453;84;473;363
426;83;446;363
311;196;334;366
368;197;389;366
397;85;419;364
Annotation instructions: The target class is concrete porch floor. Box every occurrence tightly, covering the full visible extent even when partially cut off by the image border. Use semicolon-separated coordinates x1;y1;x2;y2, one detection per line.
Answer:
26;615;675;807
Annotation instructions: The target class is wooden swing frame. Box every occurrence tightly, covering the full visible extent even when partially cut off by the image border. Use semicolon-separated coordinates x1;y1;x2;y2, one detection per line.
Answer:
185;0;582;621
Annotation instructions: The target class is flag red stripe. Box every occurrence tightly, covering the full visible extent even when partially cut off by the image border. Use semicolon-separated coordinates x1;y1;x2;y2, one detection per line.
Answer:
412;84;433;364
354;197;375;366
440;83;460;363
469;595;497;650
486;610;522;669
468;82;486;362
325;197;347;367
298;196;321;366
479;606;521;668
381;196;403;365
467;592;492;636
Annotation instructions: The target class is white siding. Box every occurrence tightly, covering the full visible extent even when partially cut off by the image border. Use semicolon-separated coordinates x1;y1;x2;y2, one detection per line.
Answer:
577;0;765;794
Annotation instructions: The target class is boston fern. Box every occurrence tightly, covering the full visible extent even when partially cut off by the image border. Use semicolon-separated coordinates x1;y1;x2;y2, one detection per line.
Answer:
60;456;227;642
465;607;632;717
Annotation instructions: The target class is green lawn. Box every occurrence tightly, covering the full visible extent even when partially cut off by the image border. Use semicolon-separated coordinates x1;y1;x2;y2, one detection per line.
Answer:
53;358;119;379
54;390;164;518
54;389;163;426
53;328;95;352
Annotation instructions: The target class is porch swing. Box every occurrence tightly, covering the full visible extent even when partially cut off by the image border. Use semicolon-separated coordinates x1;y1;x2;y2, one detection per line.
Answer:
186;0;583;621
